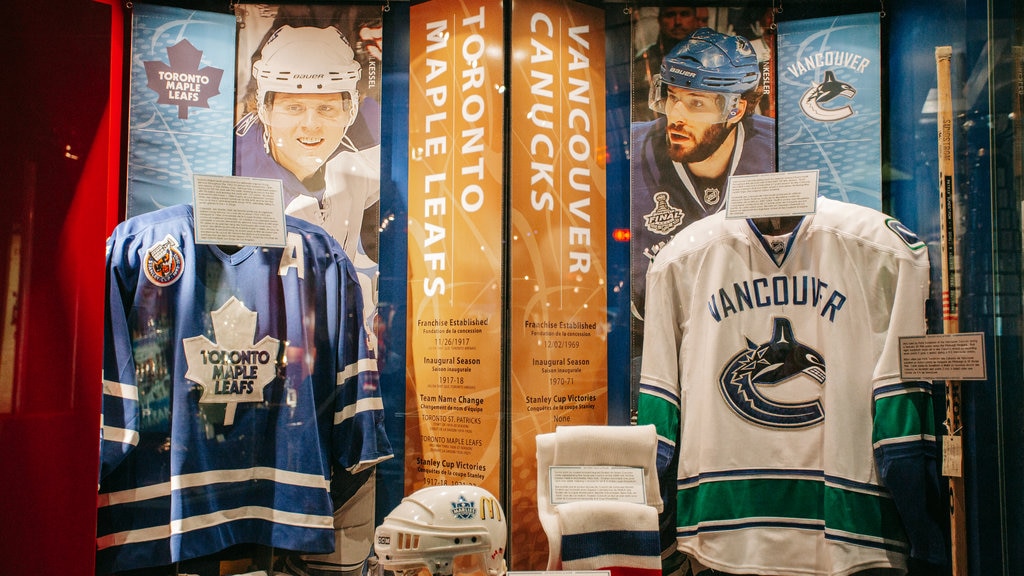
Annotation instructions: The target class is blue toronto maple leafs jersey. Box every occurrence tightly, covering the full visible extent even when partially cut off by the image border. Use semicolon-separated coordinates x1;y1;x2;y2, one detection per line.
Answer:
98;204;392;574
638;198;945;575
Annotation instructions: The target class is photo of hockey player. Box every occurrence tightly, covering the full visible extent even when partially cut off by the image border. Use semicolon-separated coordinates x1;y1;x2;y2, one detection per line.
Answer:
232;7;385;576
235;20;381;261
628;26;776;576
630;26;776;365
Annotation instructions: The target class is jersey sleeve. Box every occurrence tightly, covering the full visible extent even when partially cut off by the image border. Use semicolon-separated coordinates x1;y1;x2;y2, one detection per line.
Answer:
99;231;141;484
637;258;683;474
871;242;947;566
636;255;689;576
331;246;393;474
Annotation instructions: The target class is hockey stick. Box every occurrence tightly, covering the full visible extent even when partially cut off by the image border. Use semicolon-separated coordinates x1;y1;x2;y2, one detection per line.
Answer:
935;45;967;576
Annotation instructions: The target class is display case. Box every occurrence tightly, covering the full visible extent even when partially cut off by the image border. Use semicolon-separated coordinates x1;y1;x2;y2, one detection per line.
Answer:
2;0;1023;574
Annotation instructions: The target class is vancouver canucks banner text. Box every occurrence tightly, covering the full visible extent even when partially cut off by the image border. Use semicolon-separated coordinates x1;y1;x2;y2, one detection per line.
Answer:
777;13;881;209
126;4;235;217
406;0;506;496
509;0;608;568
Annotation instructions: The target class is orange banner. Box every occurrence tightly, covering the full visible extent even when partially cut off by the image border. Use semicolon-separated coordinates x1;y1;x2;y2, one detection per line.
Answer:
406;0;506;497
508;0;607;568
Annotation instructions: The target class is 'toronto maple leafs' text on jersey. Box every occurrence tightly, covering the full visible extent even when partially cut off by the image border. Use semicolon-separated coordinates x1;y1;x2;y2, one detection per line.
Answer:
98;204;392;573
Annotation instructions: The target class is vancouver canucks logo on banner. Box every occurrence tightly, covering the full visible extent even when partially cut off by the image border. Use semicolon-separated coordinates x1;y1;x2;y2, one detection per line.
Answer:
182;297;281;425
799;70;856;122
719;317;826;428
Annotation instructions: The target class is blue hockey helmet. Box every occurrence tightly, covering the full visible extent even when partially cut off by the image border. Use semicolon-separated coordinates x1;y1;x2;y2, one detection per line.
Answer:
658;27;760;93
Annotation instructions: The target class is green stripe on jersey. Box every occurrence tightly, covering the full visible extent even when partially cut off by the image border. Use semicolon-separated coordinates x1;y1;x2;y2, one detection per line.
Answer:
677;477;908;544
825;481;907;542
678;477;823;525
637;393;679;443
873;390;935;444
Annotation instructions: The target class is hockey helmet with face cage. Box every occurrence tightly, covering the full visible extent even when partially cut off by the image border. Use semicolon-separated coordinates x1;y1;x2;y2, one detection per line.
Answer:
252;25;361;127
649;27;760;119
374;485;507;576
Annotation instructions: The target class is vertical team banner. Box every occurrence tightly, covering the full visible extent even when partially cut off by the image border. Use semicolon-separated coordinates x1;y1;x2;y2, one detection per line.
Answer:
778;13;882;209
406;0;505;496
127;4;236;217
509;0;607;568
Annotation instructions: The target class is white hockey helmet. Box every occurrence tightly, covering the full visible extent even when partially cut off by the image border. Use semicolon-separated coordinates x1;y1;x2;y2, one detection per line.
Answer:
252;25;361;126
375;485;507;576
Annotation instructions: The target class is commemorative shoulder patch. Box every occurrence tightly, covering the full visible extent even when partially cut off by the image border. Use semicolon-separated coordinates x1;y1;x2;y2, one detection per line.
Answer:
144;234;185;286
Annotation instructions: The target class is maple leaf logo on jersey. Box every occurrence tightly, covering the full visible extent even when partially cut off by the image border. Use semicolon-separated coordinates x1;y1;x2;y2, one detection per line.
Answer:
143;39;224;119
182;297;280;424
719;317;826;428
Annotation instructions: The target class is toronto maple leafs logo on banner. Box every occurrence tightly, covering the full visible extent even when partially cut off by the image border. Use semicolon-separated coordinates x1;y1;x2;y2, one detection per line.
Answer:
182;297;281;425
126;4;236;217
143;39;224;120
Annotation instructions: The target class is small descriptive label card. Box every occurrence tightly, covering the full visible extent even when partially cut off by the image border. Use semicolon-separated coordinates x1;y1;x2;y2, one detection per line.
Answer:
548;466;646;505
942;434;963;478
193;174;286;247
899;333;987;381
726;170;819;220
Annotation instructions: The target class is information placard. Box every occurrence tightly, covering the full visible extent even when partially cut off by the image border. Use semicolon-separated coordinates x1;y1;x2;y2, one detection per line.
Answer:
899;333;987;381
726;170;819;220
192;174;285;247
549;466;646;505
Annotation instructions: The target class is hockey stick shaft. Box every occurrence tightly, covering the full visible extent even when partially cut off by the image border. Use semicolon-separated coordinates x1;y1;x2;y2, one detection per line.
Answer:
935;45;967;576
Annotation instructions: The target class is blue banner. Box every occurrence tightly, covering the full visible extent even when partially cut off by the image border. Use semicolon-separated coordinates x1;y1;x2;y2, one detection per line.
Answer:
126;4;236;218
778;13;881;209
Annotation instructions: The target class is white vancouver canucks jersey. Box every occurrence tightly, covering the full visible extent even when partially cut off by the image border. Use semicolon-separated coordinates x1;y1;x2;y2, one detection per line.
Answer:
638;198;944;575
98;204;392;574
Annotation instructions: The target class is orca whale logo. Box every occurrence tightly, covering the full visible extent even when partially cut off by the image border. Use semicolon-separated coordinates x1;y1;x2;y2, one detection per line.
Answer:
719;317;826;428
799;70;856;122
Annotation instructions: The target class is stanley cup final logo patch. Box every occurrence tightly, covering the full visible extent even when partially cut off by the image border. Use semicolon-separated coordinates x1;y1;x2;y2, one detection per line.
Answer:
643;191;685;236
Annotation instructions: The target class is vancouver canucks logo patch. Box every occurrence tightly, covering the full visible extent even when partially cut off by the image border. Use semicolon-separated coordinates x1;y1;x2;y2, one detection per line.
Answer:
182;297;281;425
885;217;926;250
450;495;477;520
719;317;826;428
799;70;856;122
143;235;184;287
643;191;685;236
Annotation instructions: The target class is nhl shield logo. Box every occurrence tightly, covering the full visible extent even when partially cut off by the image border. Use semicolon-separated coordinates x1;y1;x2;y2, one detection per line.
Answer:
643;191;685;236
144;235;184;287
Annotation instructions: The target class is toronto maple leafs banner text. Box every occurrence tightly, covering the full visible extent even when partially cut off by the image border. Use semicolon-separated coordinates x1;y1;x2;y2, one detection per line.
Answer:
126;4;236;218
406;0;505;497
